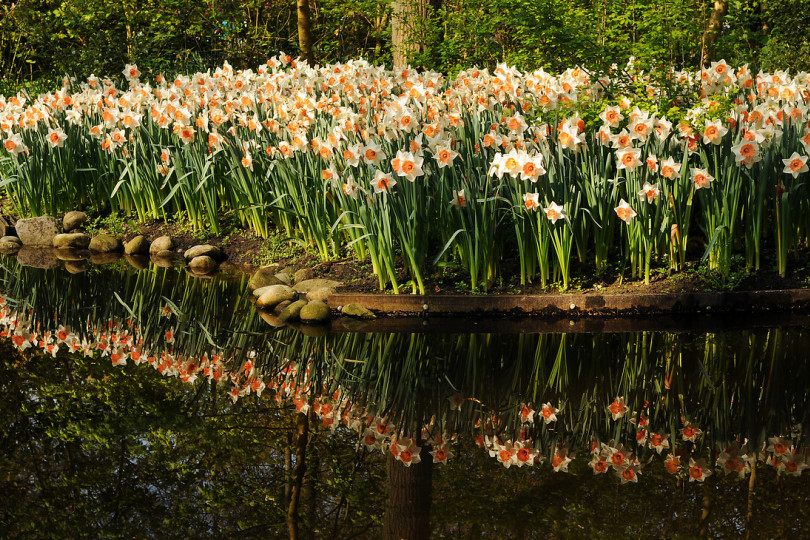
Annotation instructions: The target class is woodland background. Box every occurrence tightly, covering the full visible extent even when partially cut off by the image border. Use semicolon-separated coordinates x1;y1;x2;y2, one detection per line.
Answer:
0;0;809;92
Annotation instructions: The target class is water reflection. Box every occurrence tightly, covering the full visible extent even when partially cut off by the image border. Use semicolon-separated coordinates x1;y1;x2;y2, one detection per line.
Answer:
1;259;809;538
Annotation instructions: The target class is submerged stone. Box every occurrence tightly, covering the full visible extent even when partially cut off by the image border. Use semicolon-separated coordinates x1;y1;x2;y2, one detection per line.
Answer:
299;300;331;323
278;299;308;323
341;303;376;319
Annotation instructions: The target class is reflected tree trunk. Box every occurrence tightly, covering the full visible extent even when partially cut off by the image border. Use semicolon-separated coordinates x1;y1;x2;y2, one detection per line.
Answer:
287;412;309;540
699;448;716;537
284;431;292;508
745;461;757;539
384;449;433;540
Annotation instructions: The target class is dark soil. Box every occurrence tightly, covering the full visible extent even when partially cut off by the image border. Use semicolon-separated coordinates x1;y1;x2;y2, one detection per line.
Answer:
118;218;810;297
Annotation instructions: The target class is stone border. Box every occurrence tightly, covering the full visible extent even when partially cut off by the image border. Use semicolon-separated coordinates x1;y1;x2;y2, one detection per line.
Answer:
327;289;810;318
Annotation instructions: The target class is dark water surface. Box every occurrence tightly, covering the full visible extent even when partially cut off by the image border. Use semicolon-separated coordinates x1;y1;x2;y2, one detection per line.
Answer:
1;258;809;538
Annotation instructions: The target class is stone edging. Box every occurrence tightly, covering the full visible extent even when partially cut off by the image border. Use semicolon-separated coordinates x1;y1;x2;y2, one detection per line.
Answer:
327;289;810;317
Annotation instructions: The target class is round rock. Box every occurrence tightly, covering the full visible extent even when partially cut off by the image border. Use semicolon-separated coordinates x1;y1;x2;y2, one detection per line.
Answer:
184;244;224;261
294;278;343;293
124;235;150;255
53;232;91;249
293;268;315;283
189;255;218;274
299;300;331;323
89;235;123;253
255;285;297;310
150;235;175;254
249;265;283;290
278;299;308;323
306;286;334;302
0;236;22;253
63;211;88;232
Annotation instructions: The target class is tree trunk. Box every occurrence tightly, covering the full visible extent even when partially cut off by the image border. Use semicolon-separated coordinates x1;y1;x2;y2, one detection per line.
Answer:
297;0;315;64
287;412;309;540
383;449;432;540
700;0;728;65
391;0;439;68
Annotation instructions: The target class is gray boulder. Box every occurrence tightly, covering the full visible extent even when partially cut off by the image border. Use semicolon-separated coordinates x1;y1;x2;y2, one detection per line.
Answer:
341;303;376;319
16;216;60;247
124;235;150;255
89;235;123;253
299;300;331;323
150;235;174;254
189;255;218;274
63;211;88;232
255;285;297;310
53;233;91;249
275;272;292;286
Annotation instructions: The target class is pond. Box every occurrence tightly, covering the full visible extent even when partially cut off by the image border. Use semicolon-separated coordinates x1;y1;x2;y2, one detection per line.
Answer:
1;257;809;538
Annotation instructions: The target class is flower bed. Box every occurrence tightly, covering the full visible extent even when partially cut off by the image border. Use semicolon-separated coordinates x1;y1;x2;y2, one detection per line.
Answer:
2;56;809;292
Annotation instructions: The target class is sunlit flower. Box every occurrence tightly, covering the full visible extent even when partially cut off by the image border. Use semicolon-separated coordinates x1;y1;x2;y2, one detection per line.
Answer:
782;152;808;178
614;199;636;223
691;168;714;189
638;182;659;203
543;201;566;224
372;170;396;194
523;192;540;211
